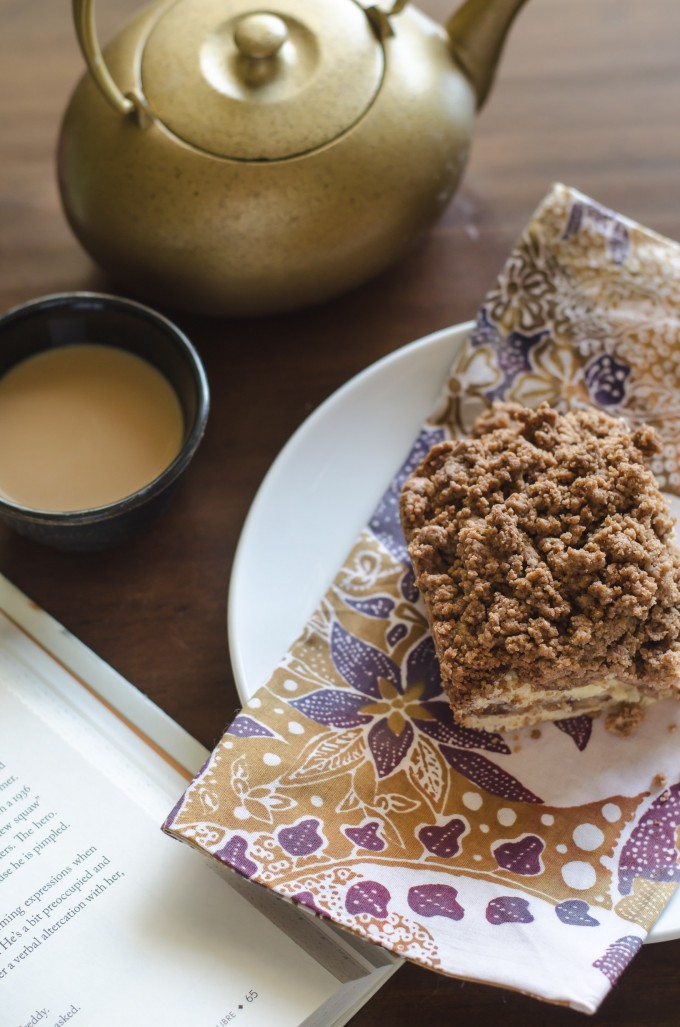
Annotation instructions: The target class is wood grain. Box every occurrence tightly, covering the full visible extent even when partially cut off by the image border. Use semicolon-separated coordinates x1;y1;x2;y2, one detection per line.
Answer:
1;1;680;1021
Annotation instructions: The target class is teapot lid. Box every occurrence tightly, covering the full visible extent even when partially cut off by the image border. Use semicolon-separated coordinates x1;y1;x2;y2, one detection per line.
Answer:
140;0;385;160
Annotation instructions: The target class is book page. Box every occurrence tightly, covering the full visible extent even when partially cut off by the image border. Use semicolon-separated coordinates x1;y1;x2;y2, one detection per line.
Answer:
0;626;343;1027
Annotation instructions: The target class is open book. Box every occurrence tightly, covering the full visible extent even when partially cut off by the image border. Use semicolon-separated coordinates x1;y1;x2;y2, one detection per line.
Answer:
0;575;398;1026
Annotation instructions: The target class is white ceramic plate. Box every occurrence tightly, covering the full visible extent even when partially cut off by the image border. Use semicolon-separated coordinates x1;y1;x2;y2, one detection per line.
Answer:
228;321;471;694
227;321;678;944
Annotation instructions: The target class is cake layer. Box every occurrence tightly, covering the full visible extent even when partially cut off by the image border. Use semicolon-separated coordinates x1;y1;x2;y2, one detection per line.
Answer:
459;677;648;732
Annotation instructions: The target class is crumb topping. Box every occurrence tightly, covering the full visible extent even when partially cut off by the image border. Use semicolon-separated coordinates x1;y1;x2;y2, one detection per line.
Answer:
400;402;680;705
605;702;647;737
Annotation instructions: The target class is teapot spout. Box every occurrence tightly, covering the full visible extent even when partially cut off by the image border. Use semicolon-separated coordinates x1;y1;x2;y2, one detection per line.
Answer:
446;0;529;110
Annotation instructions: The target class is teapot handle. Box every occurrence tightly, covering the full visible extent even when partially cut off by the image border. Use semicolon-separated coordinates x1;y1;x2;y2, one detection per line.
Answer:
72;0;137;117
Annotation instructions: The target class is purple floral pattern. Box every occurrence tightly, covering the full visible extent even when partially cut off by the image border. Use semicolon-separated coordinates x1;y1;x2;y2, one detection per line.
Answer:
563;200;631;265
554;716;592;751
290;625;438;778
408;884;464;921
214;835;257;878
345;822;385;851
593;935;643;984
437;183;679;493
555;900;600;927
418;818;468;858
346;880;391;918
290;622;511;781
486;328;549;401
584;352;630;406
279;819;325;856
368;426;446;562
292;890;328;917
440;747;543;803
617;784;680;895
346;596;395;619
486;896;534;924
493;835;545;876
226;716;274;739
165;184;680;1014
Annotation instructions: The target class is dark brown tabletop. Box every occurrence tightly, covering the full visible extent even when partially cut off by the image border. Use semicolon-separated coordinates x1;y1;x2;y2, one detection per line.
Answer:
2;1;680;1023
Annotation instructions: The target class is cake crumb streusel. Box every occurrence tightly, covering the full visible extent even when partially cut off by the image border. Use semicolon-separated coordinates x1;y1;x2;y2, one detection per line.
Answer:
400;401;680;733
605;703;647;737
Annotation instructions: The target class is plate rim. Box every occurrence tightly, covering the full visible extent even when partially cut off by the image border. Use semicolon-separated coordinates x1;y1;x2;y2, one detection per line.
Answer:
227;320;473;698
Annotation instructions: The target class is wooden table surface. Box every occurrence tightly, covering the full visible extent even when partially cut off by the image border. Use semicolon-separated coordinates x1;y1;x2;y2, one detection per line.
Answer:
2;0;680;1023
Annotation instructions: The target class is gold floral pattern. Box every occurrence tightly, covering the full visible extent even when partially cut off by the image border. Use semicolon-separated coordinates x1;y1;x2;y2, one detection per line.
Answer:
439;182;680;493
165;186;680;1013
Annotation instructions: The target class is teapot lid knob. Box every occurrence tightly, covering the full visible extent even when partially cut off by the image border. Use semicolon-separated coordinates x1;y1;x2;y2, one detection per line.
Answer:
234;13;288;59
140;0;384;161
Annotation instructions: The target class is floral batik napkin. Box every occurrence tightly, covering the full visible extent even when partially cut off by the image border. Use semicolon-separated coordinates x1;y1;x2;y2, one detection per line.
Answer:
164;184;680;1014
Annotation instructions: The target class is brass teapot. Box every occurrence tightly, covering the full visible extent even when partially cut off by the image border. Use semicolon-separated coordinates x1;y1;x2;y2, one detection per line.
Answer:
58;0;528;316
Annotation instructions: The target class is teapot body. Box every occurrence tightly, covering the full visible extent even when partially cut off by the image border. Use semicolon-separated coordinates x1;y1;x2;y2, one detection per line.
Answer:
58;1;476;316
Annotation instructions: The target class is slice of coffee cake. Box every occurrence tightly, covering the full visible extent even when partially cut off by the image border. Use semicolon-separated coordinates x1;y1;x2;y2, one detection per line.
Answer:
399;402;680;733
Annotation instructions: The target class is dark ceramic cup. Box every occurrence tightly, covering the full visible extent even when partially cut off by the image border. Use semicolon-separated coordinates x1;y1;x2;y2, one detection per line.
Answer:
0;292;209;550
